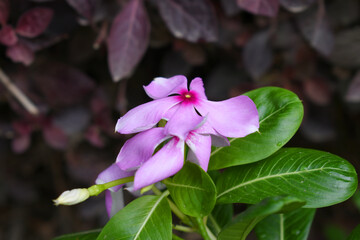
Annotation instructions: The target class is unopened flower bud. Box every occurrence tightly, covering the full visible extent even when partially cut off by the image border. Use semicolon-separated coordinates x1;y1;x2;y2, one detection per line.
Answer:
53;188;90;206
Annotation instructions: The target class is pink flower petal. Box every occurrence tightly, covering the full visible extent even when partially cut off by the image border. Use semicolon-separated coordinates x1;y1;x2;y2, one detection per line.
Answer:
115;96;180;134
116;128;170;170
186;132;211;171
143;75;188;99
105;189;124;218
196;95;259;138
133;137;184;190
164;103;204;140
189;77;207;100
195;121;230;147
95;163;135;192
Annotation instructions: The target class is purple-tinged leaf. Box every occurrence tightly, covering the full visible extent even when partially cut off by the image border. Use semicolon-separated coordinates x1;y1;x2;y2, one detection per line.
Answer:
242;30;273;79
174;40;206;66
0;25;17;46
6;42;34;66
32;63;95;107
279;0;314;13
53;106;91;135
156;0;218;42
296;6;334;56
66;0;95;21
107;0;150;82
345;71;360;103
15;7;54;38
329;27;360;68
304;77;332;105
0;0;9;25
85;125;105;148
12;134;30;153
42;123;68;150
237;0;279;17
220;0;240;16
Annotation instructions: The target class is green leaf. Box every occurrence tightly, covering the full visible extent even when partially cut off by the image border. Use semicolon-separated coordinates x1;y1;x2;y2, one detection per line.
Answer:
53;229;101;240
218;196;305;240
255;208;316;240
216;148;358;208
207;204;234;236
347;224;360;240
165;162;216;217
209;87;304;170
97;193;171;240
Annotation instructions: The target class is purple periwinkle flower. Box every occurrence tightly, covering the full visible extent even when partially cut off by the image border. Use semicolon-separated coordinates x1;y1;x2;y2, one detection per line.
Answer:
96;75;259;216
115;76;259;139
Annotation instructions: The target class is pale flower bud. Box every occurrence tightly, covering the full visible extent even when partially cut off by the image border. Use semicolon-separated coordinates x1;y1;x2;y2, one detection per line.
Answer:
53;188;90;206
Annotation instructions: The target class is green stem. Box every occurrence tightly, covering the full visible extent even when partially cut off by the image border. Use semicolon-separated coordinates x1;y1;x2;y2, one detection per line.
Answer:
195;217;215;240
151;185;162;196
173;224;194;233
88;176;134;196
172;233;185;240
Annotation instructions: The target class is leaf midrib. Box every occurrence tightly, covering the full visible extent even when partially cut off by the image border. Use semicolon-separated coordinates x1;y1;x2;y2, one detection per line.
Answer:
216;167;345;199
166;181;208;192
133;194;167;240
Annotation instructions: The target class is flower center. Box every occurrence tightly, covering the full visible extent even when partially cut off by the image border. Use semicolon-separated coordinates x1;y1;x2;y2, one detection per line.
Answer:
177;90;198;105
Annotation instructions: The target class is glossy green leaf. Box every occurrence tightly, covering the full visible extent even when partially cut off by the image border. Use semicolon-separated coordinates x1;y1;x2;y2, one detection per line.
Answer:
207;204;234;236
53;229;101;240
347;224;360;240
209;87;304;170
165;162;216;217
255;208;315;240
216;148;358;208
218;196;305;240
97;193;171;240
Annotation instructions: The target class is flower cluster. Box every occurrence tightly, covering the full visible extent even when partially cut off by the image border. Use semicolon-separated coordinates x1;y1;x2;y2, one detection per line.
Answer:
96;75;259;216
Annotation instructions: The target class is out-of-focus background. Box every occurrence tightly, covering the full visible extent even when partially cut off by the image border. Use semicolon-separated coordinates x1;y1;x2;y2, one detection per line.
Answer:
0;0;359;239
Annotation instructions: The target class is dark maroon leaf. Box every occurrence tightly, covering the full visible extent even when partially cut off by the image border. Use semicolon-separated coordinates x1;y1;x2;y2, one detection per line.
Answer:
66;0;94;21
329;27;360;68
0;25;17;46
296;6;334;56
6;42;34;66
237;0;279;17
0;0;9;25
304;77;332;105
53;107;91;135
15;7;54;38
345;70;360;103
85;125;105;148
42;124;68;150
32;63;96;107
12;120;32;135
174;40;206;66
156;0;218;42
279;0;314;13
107;0;150;82
242;30;273;79
12;134;31;153
220;0;240;16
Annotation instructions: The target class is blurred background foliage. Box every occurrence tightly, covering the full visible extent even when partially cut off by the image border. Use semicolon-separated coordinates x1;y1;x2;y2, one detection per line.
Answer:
0;0;359;239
